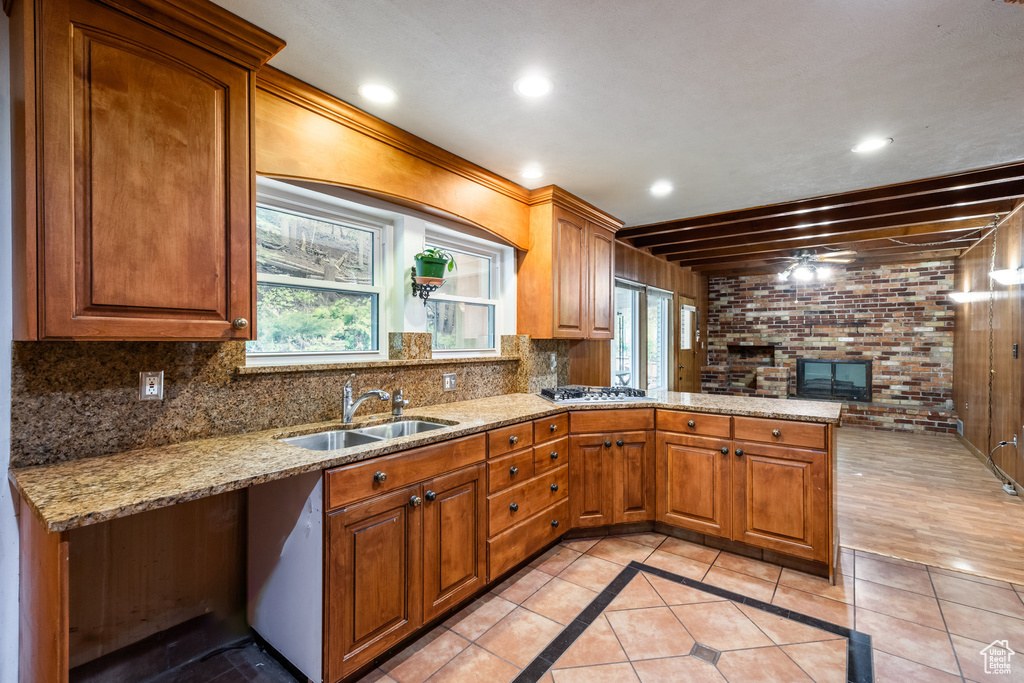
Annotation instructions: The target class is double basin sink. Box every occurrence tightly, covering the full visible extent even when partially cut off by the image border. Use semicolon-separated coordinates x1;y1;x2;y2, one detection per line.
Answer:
281;420;448;451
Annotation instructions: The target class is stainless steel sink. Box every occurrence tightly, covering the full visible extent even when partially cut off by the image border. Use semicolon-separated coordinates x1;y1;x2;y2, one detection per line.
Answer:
280;429;383;451
280;420;449;450
352;420;447;440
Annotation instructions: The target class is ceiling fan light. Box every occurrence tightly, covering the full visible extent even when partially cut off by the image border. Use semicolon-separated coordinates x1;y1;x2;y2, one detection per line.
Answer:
816;267;832;280
794;265;814;281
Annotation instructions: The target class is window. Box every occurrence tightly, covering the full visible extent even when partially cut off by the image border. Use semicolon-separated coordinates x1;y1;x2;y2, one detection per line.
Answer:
247;180;388;364
613;283;643;388
646;288;673;391
423;227;510;355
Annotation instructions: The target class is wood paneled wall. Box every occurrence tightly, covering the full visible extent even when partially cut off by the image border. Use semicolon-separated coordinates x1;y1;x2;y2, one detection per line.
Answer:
568;242;708;388
67;492;246;667
954;203;1024;485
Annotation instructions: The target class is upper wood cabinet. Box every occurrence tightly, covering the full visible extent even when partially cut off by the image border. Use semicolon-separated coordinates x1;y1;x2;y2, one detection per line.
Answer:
518;187;621;339
8;0;284;340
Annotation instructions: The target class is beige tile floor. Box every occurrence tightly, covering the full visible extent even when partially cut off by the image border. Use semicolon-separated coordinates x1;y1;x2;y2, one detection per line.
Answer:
357;533;1024;683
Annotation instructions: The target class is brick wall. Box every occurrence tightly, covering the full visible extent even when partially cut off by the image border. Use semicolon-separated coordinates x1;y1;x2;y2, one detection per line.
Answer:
705;261;956;433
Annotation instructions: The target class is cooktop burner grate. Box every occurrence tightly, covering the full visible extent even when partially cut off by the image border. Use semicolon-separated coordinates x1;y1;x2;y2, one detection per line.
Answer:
539;386;651;404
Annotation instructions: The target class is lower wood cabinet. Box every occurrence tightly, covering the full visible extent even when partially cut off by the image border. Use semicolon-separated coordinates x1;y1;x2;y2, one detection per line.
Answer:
569;430;653;527
325;464;485;682
656;432;732;538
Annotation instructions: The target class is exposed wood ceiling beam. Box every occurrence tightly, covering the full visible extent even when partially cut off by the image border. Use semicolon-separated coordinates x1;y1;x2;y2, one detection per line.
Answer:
672;238;977;269
655;218;990;262
632;190;1017;250
618;161;1024;241
698;250;960;277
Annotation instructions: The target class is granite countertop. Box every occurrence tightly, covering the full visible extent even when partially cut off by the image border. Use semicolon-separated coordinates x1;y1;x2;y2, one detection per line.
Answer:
9;392;842;533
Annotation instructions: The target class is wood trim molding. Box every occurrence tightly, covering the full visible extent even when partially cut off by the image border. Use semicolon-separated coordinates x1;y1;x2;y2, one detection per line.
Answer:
256;67;531;205
3;0;13;17
529;185;623;231
96;0;285;69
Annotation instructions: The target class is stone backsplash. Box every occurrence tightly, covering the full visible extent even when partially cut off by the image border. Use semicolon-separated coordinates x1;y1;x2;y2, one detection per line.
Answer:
11;336;568;467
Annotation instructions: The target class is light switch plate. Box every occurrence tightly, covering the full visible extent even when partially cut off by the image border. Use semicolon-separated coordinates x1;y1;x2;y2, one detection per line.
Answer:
442;373;456;392
139;371;164;401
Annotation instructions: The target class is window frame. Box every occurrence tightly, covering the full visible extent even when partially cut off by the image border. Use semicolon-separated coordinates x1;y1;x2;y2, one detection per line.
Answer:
423;225;511;358
247;179;391;366
646;286;674;392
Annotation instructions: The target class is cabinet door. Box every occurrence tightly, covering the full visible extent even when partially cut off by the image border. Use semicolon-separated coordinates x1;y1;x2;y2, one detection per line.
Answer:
613;431;654;524
38;0;253;339
569;434;614;527
326;486;422;682
551;206;588;338
732;441;828;562
422;465;486;622
587;223;615;340
656;433;731;537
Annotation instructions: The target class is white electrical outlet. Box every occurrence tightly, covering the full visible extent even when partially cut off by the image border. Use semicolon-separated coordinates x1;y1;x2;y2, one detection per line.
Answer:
139;371;164;401
442;373;456;392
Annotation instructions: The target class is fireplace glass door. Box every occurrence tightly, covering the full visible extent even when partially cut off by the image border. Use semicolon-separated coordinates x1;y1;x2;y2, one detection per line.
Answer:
796;359;871;401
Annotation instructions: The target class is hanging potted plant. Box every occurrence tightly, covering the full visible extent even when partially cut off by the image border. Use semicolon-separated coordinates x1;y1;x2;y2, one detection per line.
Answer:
414;247;457;279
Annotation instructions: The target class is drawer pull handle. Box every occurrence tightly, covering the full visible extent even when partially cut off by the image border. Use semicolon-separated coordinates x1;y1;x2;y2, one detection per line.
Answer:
409;495;422;507
510;466;519;476
550;483;559;492
549;424;558;432
551;520;559;528
550;451;559;460
616;439;624;447
373;471;387;484
604;441;612;447
687;420;696;428
510;435;519;445
509;503;519;512
720;447;729;455
772;429;781;438
424;490;436;502
735;449;744;457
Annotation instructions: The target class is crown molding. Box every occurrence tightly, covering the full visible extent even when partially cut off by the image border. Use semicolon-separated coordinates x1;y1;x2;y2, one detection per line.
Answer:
529;185;623;231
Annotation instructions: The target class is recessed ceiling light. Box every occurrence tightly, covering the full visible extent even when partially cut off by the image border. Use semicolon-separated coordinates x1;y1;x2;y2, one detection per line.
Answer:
513;75;553;98
851;137;893;153
650;181;673;197
358;83;397;104
521;166;544;180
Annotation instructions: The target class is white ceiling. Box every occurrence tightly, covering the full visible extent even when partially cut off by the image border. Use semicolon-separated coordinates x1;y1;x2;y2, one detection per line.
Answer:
219;0;1024;227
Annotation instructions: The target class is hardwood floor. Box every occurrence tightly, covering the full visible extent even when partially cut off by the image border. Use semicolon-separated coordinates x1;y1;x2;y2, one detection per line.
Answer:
837;426;1024;585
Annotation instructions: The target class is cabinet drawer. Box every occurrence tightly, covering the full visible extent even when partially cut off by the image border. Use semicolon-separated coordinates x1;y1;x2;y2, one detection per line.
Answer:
657;410;731;438
733;417;826;450
326;434;485;510
570;409;655;433
488;423;534;458
488;465;568;536
488;498;569;580
487;450;535;494
534;414;568;443
534;436;568;474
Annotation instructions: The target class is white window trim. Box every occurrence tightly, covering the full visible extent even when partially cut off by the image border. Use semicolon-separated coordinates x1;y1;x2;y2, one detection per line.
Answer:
424;225;514;358
247;178;392;366
646;286;674;392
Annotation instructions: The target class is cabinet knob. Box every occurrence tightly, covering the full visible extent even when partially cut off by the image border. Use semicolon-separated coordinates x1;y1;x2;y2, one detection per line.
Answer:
549;424;558;432
232;317;248;330
373;471;387;483
509;466;519;476
772;429;781;438
735;449;744;457
509;502;519;512
550;483;559;492
510;435;519;445
409;495;422;507
424;490;436;502
687;420;696;428
616;439;624;447
720;447;729;455
550;451;559;460
604;441;612;447
551;520;559;528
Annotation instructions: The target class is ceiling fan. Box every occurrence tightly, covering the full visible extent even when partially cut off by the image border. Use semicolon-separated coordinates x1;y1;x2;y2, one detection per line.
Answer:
778;249;856;282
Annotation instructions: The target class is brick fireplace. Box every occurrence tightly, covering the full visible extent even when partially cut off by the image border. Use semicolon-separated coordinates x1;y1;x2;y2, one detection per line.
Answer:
702;261;956;433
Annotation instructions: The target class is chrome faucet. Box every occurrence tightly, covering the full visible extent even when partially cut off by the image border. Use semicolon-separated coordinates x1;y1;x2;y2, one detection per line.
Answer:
392;389;410;417
342;375;391;424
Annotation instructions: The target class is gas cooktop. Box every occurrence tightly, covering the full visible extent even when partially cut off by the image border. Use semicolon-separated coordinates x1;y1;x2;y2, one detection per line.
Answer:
539;386;652;404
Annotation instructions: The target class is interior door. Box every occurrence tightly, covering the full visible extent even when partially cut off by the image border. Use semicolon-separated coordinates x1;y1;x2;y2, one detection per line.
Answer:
676;298;698;392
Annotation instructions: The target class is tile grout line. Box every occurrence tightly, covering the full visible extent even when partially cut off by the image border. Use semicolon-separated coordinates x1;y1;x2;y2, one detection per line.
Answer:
927;566;969;683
